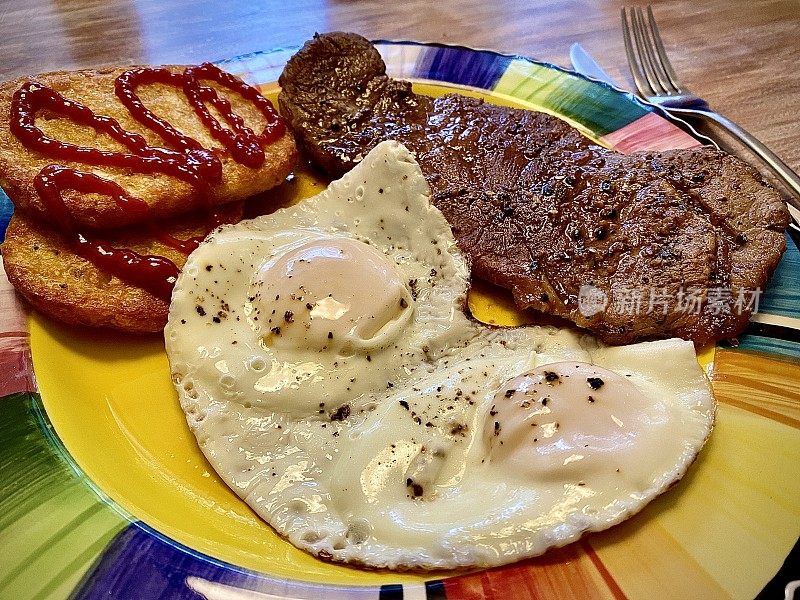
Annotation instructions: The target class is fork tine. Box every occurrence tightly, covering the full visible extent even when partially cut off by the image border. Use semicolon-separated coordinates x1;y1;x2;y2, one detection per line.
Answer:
631;7;669;95
646;5;683;93
621;8;654;97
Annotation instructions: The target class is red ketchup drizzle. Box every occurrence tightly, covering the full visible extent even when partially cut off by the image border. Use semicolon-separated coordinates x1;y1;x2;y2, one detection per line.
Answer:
114;68;208;155
33;164;181;300
184;63;286;167
116;63;286;169
10;64;286;301
34;165;150;223
74;233;179;301
11;82;220;187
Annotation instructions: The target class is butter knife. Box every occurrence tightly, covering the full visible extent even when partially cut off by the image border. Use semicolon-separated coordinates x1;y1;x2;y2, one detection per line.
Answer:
569;43;621;88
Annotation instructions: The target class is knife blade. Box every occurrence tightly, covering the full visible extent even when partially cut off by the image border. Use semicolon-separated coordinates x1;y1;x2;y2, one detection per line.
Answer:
568;43;621;88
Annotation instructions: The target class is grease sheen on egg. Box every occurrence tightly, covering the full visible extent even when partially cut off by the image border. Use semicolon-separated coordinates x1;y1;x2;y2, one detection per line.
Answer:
165;141;715;570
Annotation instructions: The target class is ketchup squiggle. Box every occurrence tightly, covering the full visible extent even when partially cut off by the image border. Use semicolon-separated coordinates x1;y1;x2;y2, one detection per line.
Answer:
10;63;286;300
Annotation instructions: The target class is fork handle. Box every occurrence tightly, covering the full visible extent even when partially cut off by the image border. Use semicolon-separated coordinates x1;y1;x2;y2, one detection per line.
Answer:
667;106;800;213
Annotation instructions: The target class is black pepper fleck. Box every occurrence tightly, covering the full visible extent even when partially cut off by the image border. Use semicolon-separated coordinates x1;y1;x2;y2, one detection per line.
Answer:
407;480;423;498
330;404;350;421
450;423;466;435
587;377;604;390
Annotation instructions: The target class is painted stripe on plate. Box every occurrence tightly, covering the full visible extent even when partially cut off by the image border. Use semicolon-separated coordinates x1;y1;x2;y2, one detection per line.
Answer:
401;583;428;600
722;333;800;360
424;580;447;600
0;189;11;243
712;348;800;429
71;522;388;600
378;583;404;600
600;111;702;153
0;262;35;396
580;540;628;600
758;232;800;320
751;313;800;330
493;59;649;136
441;544;617;599
377;42;426;80
723;320;800;358
412;45;511;90
0;393;126;599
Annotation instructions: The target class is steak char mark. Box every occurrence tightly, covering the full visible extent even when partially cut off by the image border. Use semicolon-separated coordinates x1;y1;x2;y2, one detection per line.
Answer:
279;32;790;346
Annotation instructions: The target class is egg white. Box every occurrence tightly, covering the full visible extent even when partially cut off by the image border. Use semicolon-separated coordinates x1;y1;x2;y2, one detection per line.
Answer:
165;141;715;570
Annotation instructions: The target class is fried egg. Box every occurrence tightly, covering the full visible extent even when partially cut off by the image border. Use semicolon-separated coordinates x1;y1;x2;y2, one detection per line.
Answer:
165;141;715;570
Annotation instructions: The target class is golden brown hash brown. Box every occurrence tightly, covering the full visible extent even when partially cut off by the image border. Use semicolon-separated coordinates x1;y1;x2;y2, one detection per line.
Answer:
0;66;297;229
1;203;244;333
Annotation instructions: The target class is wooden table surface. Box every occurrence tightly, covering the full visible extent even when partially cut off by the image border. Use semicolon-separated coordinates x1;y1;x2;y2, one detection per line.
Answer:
2;0;798;174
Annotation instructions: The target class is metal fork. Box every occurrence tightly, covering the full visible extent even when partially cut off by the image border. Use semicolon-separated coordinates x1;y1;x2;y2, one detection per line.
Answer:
621;5;800;213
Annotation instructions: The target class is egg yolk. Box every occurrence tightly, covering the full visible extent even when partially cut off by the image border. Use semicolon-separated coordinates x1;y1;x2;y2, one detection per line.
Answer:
253;237;415;354
485;362;667;481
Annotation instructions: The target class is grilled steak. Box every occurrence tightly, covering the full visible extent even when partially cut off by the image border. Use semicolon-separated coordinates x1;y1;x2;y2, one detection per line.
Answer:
279;32;790;345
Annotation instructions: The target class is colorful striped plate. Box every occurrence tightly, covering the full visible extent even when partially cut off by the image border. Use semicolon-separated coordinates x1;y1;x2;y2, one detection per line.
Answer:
1;40;798;600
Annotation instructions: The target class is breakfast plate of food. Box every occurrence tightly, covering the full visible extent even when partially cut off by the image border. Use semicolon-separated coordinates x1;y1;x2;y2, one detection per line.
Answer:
0;35;798;600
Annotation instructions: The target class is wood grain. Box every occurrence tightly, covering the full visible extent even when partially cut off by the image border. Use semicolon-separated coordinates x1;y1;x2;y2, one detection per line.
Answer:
0;0;798;175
